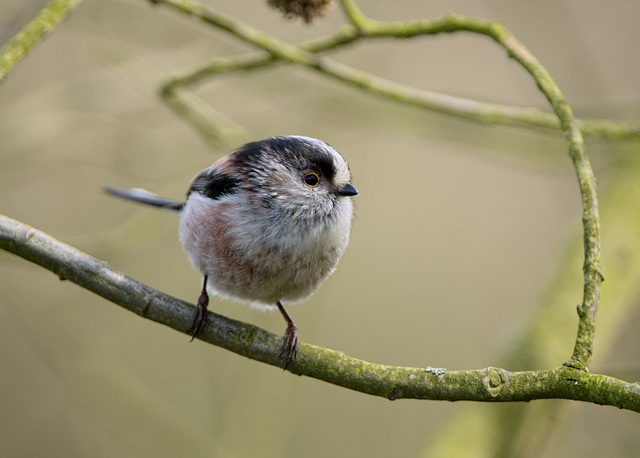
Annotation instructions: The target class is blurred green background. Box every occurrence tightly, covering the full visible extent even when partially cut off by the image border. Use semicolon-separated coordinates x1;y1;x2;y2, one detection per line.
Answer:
2;1;640;457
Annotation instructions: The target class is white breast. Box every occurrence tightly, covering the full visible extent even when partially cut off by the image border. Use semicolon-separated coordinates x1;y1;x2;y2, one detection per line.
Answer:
179;192;353;309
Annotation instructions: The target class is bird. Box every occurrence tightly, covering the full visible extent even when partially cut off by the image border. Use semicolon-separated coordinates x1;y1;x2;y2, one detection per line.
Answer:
105;136;358;369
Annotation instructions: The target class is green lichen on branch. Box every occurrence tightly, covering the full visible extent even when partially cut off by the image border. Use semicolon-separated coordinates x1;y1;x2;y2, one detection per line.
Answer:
0;0;84;84
152;0;640;141
1;213;639;410
0;0;633;418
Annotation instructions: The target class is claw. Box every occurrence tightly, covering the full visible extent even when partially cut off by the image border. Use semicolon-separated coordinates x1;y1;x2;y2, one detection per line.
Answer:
279;322;299;370
276;300;298;370
188;276;209;341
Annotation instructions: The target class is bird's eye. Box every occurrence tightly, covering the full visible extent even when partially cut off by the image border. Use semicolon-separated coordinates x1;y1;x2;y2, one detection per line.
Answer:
304;172;320;187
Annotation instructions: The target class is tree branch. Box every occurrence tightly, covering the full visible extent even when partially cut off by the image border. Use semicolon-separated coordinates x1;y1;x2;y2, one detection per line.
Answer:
0;0;84;84
1;213;639;410
152;0;640;141
0;0;629;427
151;0;602;370
429;144;640;457
159;84;248;147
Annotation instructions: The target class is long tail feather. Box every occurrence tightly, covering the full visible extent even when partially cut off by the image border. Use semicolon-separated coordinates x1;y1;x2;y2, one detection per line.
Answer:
105;187;184;213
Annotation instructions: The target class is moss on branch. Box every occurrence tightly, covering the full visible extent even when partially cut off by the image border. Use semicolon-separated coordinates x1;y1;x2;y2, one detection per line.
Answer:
153;0;640;141
0;0;84;83
1;214;639;410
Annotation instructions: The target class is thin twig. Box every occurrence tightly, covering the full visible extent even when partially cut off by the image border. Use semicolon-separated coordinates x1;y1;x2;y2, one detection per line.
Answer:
342;0;602;371
0;0;84;83
152;0;640;140
159;84;248;147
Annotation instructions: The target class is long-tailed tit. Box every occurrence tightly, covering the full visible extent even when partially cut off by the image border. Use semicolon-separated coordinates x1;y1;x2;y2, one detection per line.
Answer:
106;136;358;368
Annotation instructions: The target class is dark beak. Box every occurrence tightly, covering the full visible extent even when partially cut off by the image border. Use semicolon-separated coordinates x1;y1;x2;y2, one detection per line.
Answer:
337;183;358;197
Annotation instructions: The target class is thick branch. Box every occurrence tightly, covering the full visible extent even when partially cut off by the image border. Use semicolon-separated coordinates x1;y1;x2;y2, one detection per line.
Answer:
0;215;636;410
0;0;84;84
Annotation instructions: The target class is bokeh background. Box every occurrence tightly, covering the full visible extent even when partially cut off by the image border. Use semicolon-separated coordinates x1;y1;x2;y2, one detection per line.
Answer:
2;1;640;457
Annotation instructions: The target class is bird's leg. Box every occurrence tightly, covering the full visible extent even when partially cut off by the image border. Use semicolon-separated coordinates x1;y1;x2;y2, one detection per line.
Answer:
276;300;298;370
188;275;209;341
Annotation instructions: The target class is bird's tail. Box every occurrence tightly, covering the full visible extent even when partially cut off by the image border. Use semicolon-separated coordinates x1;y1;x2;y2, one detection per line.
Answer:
105;187;184;215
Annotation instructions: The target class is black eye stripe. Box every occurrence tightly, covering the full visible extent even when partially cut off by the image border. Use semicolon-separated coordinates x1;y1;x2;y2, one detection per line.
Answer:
189;172;239;200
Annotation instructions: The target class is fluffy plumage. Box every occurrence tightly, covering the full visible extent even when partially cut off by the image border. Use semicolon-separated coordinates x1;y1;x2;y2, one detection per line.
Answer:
106;136;357;368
